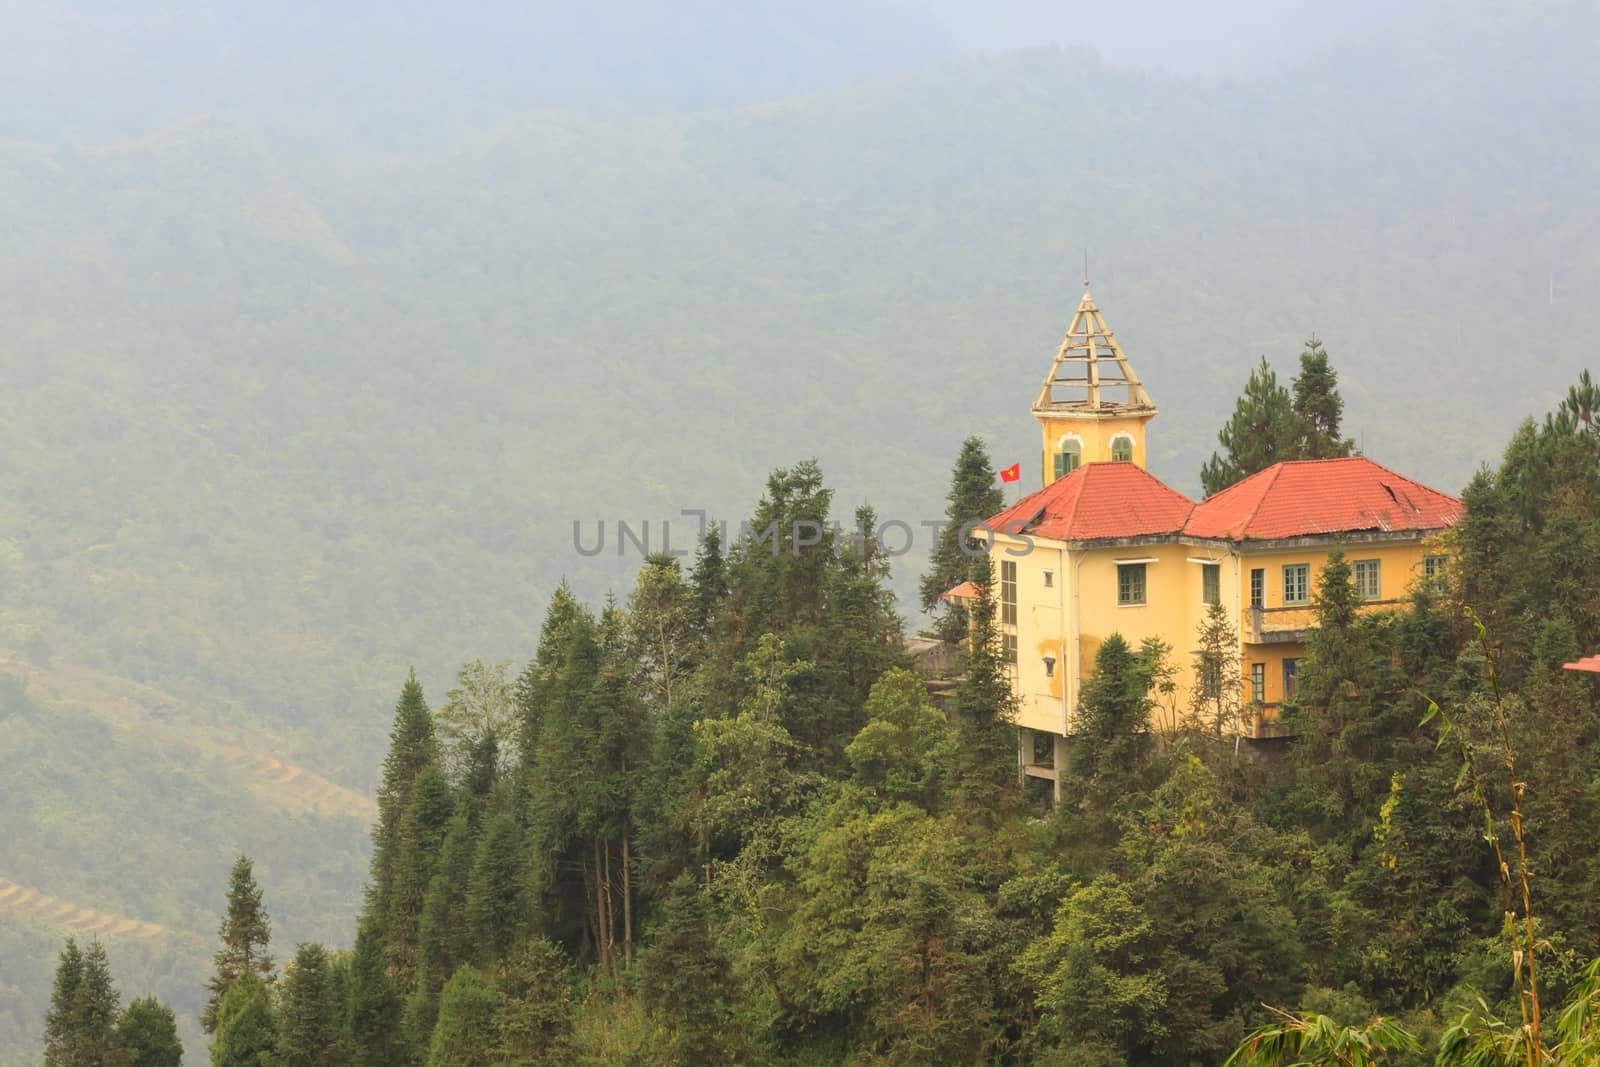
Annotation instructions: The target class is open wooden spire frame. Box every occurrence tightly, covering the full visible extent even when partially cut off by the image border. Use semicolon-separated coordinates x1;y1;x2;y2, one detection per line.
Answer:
1031;287;1156;415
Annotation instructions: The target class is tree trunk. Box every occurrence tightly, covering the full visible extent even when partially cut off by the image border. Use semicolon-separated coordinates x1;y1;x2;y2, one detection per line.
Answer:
622;825;634;967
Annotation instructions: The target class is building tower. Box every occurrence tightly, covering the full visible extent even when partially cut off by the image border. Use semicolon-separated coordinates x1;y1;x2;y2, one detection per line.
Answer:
1032;286;1157;483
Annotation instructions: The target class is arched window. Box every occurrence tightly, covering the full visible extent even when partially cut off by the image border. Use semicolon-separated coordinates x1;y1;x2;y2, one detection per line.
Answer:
1111;435;1134;463
1052;438;1082;479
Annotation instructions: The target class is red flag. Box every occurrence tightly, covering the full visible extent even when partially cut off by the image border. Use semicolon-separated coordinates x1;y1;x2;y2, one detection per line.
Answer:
999;463;1021;483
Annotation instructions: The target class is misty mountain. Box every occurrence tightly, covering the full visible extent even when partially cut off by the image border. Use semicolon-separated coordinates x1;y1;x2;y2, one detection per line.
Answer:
0;1;1597;1058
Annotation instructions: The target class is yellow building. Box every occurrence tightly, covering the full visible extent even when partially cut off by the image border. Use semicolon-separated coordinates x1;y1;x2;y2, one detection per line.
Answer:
952;287;1463;800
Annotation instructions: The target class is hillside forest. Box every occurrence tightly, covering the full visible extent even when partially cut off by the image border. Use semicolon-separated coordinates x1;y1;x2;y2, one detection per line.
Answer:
35;367;1600;1065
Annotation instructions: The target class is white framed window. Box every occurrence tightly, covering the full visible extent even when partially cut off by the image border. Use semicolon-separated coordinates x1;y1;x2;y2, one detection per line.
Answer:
1353;559;1381;600
1250;663;1266;703
1424;554;1448;590
1283;564;1310;606
1110;435;1134;463
1201;563;1220;606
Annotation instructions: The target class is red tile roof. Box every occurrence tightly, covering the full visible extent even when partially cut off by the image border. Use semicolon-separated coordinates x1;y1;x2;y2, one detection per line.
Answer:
1564;654;1600;673
942;580;982;601
984;462;1196;543
1184;457;1463;541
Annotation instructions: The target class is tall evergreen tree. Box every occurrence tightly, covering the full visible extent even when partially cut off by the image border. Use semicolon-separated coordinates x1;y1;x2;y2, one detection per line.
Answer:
494;938;574;1066
919;436;1003;642
689;526;728;636
639;875;733;1066
951;561;1018;821
43;939;85;1066
209;973;277;1067
369;670;440;932
386;763;455;989
345;916;403;1067
1067;633;1162;818
464;804;527;965
278;943;342;1067
202;856;274;1035
1200;356;1303;496
45;938;125;1067
1291;337;1355;459
424;966;498;1067
118;996;181;1067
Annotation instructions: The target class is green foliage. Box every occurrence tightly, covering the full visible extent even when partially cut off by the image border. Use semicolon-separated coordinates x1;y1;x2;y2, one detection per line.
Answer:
424;967;497;1067
202;858;273;1035
845;668;953;807
919;436;1003;642
1201;346;1355;495
493;938;574;1066
208;973;276;1067
45;939;126;1067
277;944;342;1067
118;996;182;1067
344;917;402;1067
1225;1009;1420;1066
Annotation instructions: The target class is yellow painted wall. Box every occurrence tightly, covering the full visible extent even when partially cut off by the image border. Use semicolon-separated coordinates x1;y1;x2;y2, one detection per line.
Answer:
997;533;1448;737
1036;411;1154;482
996;537;1238;734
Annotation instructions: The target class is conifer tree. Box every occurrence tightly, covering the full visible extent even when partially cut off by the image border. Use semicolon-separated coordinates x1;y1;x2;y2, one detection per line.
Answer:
278;943;342;1067
345;916;403;1067
369;670;440;932
689;526;728;635
1068;633;1161;816
203;856;274;1035
494;938;574;1065
43;938;85;1066
408;809;479;1043
952;561;1019;819
424;967;497;1067
919;436;1003;642
1189;602;1244;746
45;938;125;1067
118;995;181;1067
514;583;585;767
464;805;527;965
1291;338;1355;459
1200;356;1302;496
639;875;732;1065
387;763;454;988
209;972;277;1067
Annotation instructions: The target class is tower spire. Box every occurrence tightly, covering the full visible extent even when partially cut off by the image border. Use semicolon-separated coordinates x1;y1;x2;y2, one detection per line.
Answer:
1032;289;1154;413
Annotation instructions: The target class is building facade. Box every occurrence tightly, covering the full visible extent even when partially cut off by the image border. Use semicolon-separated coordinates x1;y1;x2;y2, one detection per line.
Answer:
953;287;1463;799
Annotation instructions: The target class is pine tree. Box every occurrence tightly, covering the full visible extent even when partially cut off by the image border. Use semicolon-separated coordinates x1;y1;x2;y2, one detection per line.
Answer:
1200;356;1302;496
952;561;1019;820
345;916;403;1067
203;855;274;1034
494;938;574;1066
369;671;440;932
210;972;277;1067
278;943;342;1067
1067;633;1162;817
386;763;454;988
919;436;1003;642
44;939;85;1066
689;526;728;635
46;938;126;1067
639;875;732;1065
464;805;526;966
118;995;181;1067
424;967;498;1067
1188;602;1243;746
407;809;479;1045
1291;337;1355;459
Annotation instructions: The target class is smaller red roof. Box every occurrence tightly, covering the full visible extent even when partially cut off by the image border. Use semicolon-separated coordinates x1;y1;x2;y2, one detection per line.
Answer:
1563;654;1600;673
943;580;981;601
983;462;1196;543
1184;457;1463;541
